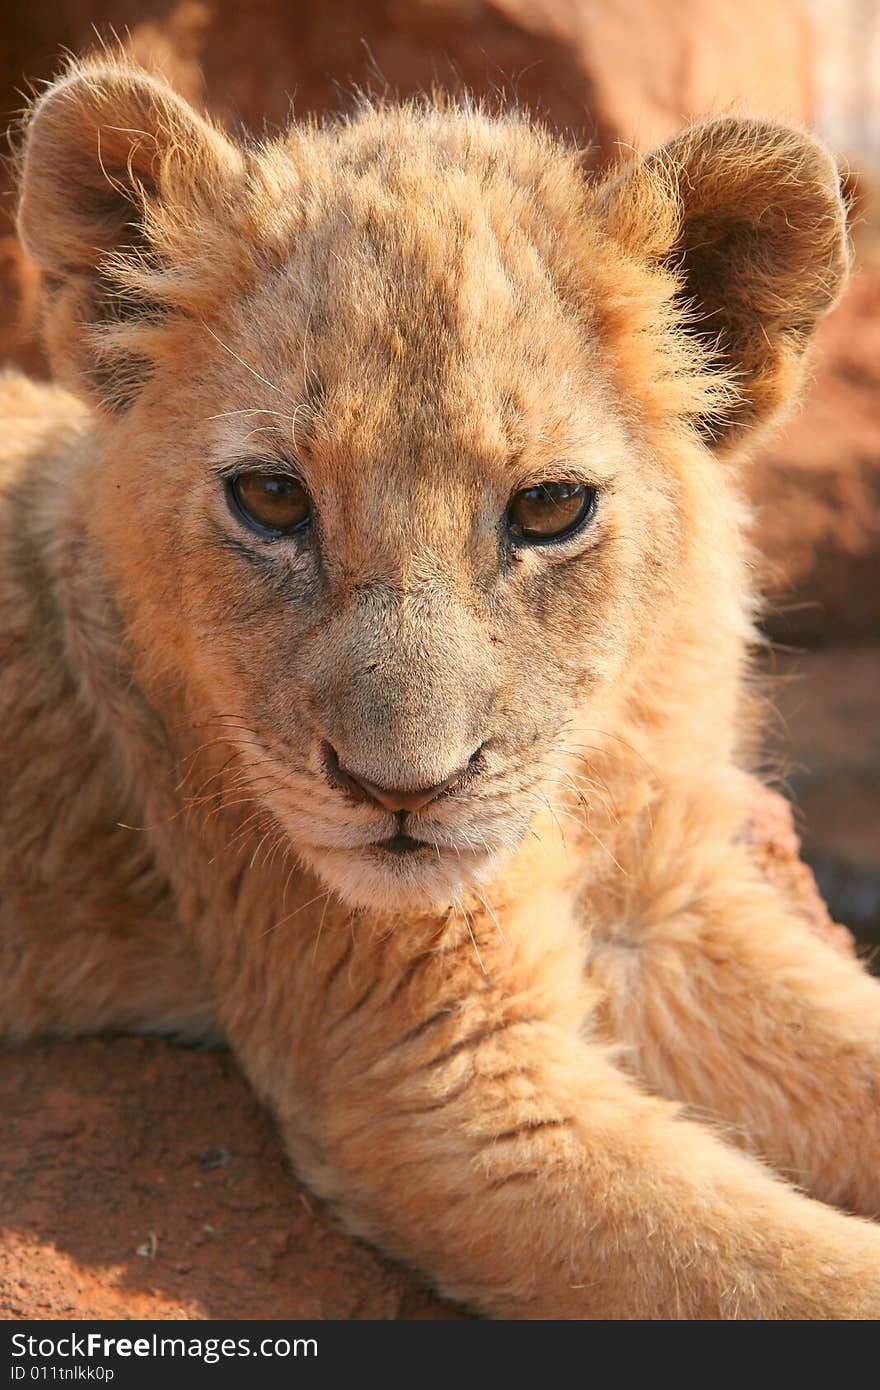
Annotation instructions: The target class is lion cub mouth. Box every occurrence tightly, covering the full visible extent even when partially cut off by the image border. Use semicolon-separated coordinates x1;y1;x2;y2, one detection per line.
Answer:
373;832;430;855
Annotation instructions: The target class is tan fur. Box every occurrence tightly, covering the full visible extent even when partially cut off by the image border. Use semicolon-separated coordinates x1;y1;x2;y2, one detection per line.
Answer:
2;54;879;1318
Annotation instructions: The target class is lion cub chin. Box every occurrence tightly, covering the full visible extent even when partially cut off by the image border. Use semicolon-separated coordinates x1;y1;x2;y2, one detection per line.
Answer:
4;54;880;1318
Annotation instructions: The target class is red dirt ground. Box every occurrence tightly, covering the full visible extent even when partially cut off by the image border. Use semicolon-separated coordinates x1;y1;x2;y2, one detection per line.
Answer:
0;1037;459;1320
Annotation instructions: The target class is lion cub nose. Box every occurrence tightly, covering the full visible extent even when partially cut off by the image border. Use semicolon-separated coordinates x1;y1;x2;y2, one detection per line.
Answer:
324;744;476;814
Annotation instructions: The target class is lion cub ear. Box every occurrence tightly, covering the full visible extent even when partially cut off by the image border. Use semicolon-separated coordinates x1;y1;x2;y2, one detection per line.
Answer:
596;117;850;453
17;59;244;408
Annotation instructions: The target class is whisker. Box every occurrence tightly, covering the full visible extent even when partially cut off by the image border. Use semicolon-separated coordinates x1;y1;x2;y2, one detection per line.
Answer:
209;407;300;424
262;888;333;939
453;896;487;978
311;891;331;963
201;320;284;395
475;889;507;949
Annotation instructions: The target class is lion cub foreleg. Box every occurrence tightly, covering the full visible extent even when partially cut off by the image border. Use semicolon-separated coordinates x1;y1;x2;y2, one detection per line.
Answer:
590;846;880;1217
0;898;218;1045
208;890;880;1319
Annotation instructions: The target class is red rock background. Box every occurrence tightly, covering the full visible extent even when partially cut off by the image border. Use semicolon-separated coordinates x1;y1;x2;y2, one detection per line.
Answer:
0;0;877;1321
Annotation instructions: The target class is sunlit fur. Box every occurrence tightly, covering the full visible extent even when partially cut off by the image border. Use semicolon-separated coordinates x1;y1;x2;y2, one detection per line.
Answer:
3;55;880;1317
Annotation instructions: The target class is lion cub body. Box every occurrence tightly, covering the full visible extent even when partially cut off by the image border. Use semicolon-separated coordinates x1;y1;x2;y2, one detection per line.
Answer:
2;59;880;1318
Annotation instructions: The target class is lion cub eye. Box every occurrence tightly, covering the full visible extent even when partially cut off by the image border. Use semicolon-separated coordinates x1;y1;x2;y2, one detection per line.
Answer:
506;482;596;544
228;471;312;538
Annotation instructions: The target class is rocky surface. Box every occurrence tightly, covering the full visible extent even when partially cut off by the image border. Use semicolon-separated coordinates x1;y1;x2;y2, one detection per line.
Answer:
1;0;812;154
763;645;880;950
751;271;880;644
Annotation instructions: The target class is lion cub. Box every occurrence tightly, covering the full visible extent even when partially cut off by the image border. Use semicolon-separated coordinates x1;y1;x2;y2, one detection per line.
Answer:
2;56;880;1318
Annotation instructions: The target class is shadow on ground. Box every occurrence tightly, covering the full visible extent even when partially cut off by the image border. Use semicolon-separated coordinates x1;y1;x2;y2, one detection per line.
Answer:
0;1035;463;1319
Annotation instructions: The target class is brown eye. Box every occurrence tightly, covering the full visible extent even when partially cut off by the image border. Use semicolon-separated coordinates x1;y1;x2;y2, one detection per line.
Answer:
506;481;596;544
228;471;312;538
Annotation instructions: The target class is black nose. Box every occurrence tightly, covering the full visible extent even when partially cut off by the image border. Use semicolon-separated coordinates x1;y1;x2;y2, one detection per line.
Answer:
323;743;481;814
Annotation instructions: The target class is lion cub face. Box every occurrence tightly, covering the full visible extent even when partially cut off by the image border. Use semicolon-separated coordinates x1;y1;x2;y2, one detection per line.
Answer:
18;62;847;909
187;196;638;911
